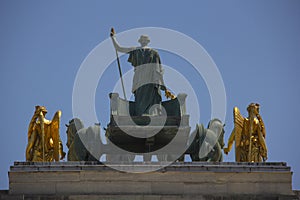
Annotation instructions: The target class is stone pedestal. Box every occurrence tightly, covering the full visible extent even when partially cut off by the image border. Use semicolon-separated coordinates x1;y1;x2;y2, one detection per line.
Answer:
6;162;299;199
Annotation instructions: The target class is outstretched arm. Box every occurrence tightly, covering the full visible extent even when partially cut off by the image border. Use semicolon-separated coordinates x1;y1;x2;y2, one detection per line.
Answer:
110;28;135;53
26;129;37;161
223;128;235;154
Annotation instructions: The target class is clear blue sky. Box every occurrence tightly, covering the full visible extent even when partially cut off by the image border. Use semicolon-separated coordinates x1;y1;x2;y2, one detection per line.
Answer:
0;1;299;190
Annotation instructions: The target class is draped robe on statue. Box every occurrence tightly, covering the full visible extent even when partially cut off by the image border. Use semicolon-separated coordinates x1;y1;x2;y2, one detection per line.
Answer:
128;48;165;116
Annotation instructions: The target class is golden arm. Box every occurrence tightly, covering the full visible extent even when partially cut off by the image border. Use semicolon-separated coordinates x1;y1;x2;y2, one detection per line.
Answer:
25;130;37;161
224;128;235;154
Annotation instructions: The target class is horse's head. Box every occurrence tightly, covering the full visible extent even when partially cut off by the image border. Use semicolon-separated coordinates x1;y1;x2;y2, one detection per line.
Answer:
65;118;84;148
207;118;225;148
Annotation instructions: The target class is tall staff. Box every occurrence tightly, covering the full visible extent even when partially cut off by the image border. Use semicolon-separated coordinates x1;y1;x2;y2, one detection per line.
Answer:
110;28;127;100
38;111;45;161
248;112;254;162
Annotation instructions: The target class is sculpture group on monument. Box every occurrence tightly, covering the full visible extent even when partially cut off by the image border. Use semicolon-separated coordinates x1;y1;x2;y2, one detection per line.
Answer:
13;28;299;200
25;28;268;164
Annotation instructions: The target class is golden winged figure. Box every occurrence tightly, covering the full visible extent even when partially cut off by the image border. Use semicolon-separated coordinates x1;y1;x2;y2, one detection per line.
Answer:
26;106;65;161
224;103;267;162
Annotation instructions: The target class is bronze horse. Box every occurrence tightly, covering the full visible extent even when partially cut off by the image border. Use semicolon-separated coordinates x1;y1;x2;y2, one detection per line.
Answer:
66;118;102;162
180;118;225;162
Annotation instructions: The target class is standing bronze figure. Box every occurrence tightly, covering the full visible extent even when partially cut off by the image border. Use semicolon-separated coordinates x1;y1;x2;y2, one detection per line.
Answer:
110;28;174;116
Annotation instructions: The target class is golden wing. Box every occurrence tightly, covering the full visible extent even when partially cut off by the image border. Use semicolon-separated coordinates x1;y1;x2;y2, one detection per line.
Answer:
50;110;61;161
233;107;244;148
26;108;41;161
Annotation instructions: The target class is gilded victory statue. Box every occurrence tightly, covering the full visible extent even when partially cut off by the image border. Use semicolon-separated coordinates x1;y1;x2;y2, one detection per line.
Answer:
26;106;65;162
224;103;267;162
